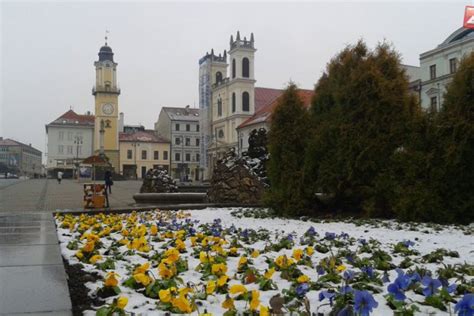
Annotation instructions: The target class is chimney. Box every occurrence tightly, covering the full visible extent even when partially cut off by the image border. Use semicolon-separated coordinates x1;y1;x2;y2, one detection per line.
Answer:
119;112;125;132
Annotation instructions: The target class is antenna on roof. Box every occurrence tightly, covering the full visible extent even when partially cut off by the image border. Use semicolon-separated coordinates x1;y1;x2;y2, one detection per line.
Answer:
105;29;109;45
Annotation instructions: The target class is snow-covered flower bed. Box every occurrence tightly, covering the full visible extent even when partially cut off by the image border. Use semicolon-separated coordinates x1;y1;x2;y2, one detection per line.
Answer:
55;208;474;316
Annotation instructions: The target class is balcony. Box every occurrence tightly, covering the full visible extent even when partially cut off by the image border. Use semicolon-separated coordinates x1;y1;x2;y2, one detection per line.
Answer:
92;85;121;95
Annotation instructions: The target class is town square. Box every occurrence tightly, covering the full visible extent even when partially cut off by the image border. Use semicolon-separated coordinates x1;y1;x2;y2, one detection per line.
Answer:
1;1;473;316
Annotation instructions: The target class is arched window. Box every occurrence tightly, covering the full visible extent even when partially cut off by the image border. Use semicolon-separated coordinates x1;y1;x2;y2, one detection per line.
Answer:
215;71;222;84
218;130;224;139
242;92;250;112
242;57;249;78
232;93;236;113
217;98;222;117
232;59;236;78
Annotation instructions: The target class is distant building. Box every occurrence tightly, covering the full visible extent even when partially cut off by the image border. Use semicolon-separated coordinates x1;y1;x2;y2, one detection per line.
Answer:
119;130;170;179
237;89;314;153
0;137;42;177
401;64;422;97
45;110;95;178
155;106;201;182
420;27;474;111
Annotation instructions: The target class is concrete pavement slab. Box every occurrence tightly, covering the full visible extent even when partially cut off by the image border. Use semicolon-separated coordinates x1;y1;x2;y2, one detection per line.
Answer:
0;244;62;266
0;232;58;245
0;265;71;314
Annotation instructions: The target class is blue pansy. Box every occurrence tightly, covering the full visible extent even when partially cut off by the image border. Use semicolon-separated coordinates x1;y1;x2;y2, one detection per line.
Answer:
354;290;378;316
343;270;355;281
306;226;317;236
454;294;474;316
319;290;336;306
340;285;353;295
382;271;390;283
325;232;336;240
402;240;415;247
317;265;325;275
388;273;410;301
358;238;367;245
295;283;310;297
447;283;457;294
422;276;442;297
337;306;353;316
361;266;374;279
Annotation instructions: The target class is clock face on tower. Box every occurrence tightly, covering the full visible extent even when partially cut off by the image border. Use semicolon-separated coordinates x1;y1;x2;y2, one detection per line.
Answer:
102;103;114;115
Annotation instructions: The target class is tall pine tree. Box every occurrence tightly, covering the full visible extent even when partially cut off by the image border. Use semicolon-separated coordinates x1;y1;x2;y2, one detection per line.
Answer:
266;83;310;215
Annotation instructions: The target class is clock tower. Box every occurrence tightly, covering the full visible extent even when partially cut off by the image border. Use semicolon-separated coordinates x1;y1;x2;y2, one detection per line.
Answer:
93;38;120;171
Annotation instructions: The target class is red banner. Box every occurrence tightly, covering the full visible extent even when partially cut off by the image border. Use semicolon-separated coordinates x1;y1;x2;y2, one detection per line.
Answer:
464;6;474;29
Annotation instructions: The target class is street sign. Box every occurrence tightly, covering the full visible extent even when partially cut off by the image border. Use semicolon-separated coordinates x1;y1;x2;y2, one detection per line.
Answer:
464;6;474;29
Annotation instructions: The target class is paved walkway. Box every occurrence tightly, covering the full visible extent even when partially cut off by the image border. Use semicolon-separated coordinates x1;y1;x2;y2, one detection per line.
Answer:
0;179;142;315
0;179;142;213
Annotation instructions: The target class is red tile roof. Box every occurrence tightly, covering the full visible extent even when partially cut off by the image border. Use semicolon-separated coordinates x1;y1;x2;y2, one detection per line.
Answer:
48;109;95;126
254;87;284;111
238;89;314;129
119;130;170;143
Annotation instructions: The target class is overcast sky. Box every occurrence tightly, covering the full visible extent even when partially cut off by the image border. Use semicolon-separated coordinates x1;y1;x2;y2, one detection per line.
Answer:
0;1;467;159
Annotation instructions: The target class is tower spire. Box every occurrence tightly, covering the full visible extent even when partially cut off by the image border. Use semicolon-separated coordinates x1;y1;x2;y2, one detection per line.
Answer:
105;29;109;46
236;31;240;41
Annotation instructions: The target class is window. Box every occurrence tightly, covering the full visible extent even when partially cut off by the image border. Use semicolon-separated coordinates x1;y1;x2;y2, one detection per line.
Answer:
430;96;438;112
186;124;190;131
175;137;181;145
232;59;236;78
154;151;159;160
59;131;64;141
175;124;180;131
242;57;249;78
185;138;190;146
185;153;191;161
216;71;222;84
430;65;436;80
196;138;200;146
127;150;132;159
141;150;147;160
68;132;73;141
196;124;200;132
175;153;180;161
217;98;222;116
218;129;224;139
163;151;168;160
232;93;236;113
196;153;200;162
242;91;250;111
449;58;457;74
58;145;63;154
67;145;73;154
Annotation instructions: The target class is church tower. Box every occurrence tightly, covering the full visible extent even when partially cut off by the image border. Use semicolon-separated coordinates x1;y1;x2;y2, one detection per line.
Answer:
93;37;120;171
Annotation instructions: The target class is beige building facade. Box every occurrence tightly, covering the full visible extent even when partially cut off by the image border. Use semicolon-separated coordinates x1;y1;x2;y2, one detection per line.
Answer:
119;131;170;179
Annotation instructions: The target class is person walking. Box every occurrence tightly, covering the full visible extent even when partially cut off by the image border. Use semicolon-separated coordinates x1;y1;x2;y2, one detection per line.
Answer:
104;170;113;194
57;170;63;184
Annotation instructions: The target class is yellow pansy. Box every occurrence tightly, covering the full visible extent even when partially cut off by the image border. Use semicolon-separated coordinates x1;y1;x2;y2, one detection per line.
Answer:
217;275;228;287
206;280;216;294
104;272;119;287
190;236;197;246
260;305;270;316
275;255;291;268
293;248;304;261
89;254;102;264
116;296;128;309
229;247;238;255
238;256;248;267
306;246;315;256
150;224;158;236
176;239;186;251
336;264;346;273
179;287;193;296
134;262;150;275
250;290;260;311
118;238;129;246
171;294;193;313
251;250;260;258
264;268;275;279
165;248;180;263
159;289;172;303
82;241;95;253
297;275;310;283
222;296;235;309
158;262;176;279
211;263;227;276
229;284;247;295
199;251;208;263
75;250;84;259
133;273;152;286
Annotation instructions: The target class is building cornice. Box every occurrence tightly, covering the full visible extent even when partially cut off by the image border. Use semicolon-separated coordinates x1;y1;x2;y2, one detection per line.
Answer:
420;37;474;59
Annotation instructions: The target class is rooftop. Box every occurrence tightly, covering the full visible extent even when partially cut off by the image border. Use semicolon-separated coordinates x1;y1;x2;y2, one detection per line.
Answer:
0;138;42;154
238;89;314;129
119;130;169;143
47;110;95;127
162;106;200;121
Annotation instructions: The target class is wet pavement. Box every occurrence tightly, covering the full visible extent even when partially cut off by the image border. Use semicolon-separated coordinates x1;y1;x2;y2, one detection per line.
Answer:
0;212;72;315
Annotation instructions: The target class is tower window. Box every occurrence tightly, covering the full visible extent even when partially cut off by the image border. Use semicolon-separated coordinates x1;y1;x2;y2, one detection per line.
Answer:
242;92;250;112
217;98;222;117
232;59;236;79
105;120;111;128
232;93;236;113
216;71;222;84
242;57;249;78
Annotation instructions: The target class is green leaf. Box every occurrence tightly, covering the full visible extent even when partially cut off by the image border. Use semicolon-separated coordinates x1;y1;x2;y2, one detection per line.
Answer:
95;307;111;316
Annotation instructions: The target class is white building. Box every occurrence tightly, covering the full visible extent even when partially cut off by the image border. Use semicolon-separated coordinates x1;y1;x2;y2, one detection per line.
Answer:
420;27;474;111
155;106;201;182
45;110;94;177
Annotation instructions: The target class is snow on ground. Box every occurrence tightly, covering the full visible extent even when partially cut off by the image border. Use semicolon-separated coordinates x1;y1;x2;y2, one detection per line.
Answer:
56;208;474;316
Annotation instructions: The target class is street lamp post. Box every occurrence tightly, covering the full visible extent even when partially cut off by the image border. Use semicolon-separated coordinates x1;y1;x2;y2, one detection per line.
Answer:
74;135;83;179
132;142;139;179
